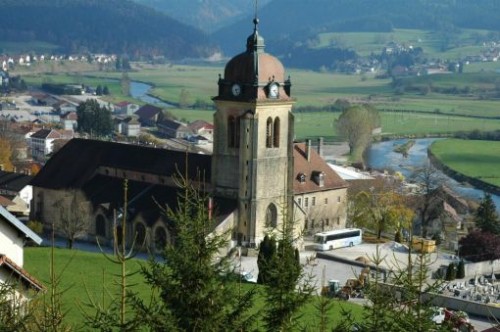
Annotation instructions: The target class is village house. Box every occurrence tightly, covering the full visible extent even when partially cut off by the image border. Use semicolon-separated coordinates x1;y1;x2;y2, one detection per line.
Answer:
134;104;162;127
0;171;33;217
28;128;73;163
114;101;139;116
157;118;191;139
60;111;78;131
0;206;44;297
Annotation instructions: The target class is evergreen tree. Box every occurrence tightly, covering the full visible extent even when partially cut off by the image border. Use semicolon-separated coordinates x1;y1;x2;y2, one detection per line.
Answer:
96;85;103;96
456;259;465;279
134;174;255;331
76;99;113;137
474;193;500;234
257;235;276;284
260;204;315;331
103;85;110;95
445;263;457;281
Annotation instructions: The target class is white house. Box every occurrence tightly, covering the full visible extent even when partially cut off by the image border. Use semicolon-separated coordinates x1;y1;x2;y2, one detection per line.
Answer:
0;171;33;216
0;206;44;294
28;128;72;162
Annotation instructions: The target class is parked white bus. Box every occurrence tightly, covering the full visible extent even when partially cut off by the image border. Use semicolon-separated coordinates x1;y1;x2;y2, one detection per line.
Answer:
313;228;362;251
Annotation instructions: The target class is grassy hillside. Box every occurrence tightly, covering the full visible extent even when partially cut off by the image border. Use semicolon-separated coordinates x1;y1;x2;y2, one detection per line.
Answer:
24;247;363;328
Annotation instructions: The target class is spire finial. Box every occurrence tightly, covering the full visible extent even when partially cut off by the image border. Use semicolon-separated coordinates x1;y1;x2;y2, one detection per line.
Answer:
253;0;259;32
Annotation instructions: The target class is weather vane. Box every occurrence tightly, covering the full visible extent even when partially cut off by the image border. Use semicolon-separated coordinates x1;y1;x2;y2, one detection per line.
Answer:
253;0;259;30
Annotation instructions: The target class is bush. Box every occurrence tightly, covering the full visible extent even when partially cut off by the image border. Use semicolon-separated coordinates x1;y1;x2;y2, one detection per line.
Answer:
27;220;43;235
459;230;500;262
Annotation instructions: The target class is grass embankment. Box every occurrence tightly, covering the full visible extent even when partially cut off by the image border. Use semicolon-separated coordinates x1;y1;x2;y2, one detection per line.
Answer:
430;139;500;188
24;247;363;329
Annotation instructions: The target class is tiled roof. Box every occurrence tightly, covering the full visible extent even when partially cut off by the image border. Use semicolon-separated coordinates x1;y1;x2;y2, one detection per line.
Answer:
0;170;33;192
293;143;348;194
61;111;77;121
158;119;188;131
135;104;162;119
30;138;212;190
188;120;214;131
0;195;14;207
115;101;131;108
30;129;62;139
0;255;44;291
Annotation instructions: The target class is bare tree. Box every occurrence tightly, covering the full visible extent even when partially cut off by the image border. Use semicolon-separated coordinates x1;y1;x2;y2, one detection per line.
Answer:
53;189;91;249
409;163;445;238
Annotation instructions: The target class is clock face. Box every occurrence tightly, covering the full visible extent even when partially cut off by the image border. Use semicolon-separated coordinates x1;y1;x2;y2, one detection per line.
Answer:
269;83;279;98
231;83;241;96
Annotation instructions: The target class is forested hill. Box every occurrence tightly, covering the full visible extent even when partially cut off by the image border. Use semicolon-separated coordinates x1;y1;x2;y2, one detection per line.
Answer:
133;0;272;33
1;0;215;59
214;0;500;55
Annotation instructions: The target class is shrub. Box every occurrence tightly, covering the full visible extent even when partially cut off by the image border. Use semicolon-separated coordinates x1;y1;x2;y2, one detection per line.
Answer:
459;230;500;262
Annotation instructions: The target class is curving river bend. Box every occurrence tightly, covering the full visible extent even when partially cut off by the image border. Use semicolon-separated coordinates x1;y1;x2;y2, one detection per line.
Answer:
365;138;500;211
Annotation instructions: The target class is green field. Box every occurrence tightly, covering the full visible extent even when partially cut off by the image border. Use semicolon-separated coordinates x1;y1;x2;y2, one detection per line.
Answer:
315;28;491;59
430;139;500;187
24;247;362;329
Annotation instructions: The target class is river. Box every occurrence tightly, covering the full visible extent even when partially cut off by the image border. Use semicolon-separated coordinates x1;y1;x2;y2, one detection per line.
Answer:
129;81;174;108
365;138;500;211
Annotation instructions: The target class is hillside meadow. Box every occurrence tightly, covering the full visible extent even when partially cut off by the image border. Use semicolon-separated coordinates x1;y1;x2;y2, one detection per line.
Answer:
429;139;500;187
24;247;363;329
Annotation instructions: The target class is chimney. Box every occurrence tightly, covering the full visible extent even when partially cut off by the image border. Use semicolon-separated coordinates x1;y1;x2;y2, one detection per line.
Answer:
306;139;311;162
317;137;323;158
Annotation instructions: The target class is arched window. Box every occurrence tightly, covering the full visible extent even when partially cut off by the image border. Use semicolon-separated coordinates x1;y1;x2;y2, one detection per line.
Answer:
135;222;146;246
228;116;236;148
266;117;273;148
273;117;280;147
154;226;168;251
95;215;106;237
265;203;278;228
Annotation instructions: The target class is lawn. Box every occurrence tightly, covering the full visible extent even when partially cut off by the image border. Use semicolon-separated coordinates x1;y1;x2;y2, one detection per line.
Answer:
24;247;363;330
429;139;500;187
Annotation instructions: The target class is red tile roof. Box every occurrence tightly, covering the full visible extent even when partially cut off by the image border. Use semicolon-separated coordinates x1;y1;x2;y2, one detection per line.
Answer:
293;142;348;194
0;255;44;292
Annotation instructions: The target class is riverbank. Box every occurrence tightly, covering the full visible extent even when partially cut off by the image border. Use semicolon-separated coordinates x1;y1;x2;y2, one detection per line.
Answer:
428;140;500;196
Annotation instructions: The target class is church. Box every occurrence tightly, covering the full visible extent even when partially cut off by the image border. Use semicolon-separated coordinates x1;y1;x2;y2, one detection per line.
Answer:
29;19;348;251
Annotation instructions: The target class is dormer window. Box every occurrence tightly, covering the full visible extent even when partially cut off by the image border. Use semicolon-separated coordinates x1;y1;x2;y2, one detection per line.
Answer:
298;172;306;183
312;171;325;187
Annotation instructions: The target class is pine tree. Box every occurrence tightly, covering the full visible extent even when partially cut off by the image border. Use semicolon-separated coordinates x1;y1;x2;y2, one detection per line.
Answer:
134;173;255;331
260;202;315;331
474;193;500;234
257;235;276;284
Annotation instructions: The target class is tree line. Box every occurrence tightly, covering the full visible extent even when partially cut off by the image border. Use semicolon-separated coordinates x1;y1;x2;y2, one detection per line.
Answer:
0;0;214;59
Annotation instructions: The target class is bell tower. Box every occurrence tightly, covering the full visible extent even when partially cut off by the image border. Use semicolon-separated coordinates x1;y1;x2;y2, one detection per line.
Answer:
212;18;295;246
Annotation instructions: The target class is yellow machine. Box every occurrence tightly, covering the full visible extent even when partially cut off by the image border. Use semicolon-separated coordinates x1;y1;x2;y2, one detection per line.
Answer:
411;237;436;253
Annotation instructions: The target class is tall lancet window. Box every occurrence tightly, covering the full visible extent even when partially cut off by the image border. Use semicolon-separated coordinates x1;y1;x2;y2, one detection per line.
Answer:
273;117;280;147
266;117;273;148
